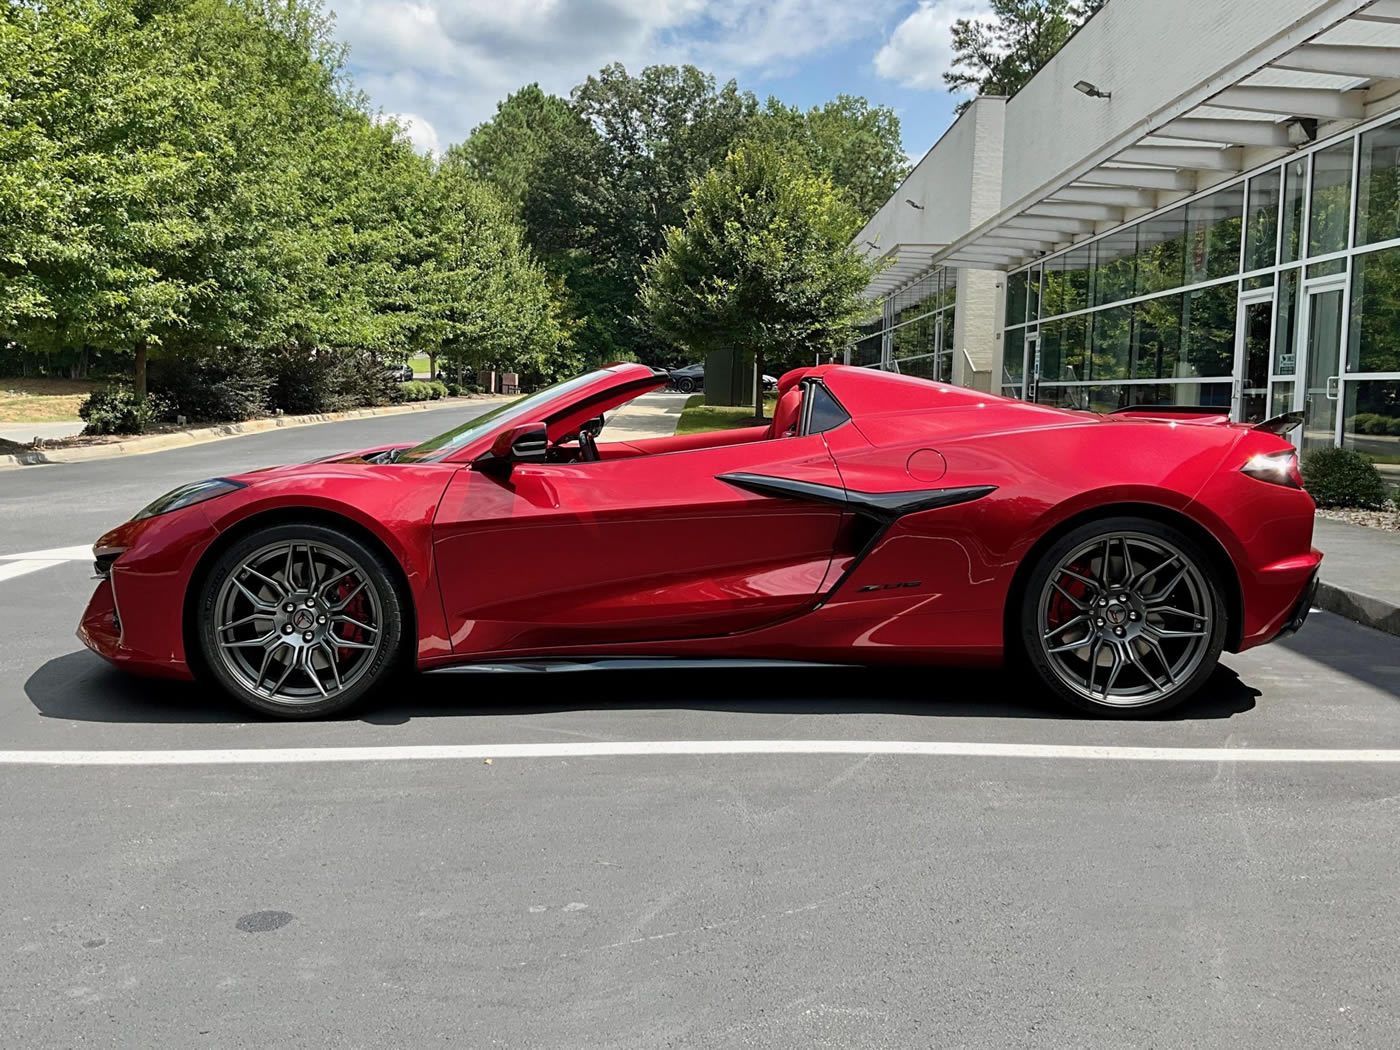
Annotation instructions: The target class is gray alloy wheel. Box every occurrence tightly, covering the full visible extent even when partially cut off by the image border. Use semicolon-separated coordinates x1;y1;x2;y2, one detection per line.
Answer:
1020;516;1227;716
676;376;696;394
196;524;404;718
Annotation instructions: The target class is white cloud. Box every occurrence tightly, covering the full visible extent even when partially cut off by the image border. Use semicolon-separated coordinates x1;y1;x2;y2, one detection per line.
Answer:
873;0;990;92
327;0;903;153
391;113;442;156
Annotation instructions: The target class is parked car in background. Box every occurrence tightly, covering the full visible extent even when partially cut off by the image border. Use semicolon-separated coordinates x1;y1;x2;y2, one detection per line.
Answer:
667;363;777;395
386;362;414;383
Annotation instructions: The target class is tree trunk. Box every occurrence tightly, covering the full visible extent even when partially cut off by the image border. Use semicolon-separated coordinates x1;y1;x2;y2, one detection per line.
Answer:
753;349;765;421
133;343;148;401
429;352;437;380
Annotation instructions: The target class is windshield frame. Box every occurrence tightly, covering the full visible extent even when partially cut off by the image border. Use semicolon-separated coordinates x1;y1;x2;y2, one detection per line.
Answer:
395;365;664;464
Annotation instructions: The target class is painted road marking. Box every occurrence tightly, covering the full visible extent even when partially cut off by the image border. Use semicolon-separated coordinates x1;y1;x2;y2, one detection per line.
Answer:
0;545;91;584
3;740;1400;766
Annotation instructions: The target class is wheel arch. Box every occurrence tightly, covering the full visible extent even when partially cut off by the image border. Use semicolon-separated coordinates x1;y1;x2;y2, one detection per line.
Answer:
1001;501;1244;659
182;507;419;675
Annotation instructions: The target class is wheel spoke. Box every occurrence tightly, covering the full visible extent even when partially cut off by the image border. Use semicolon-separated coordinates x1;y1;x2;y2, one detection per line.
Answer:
283;543;297;590
1058;566;1100;592
330;579;367;611
1143;564;1189;603
1050;580;1089;611
218;612;267;632
1118;537;1136;588
302;648;328;698
268;651;297;696
328;633;375;650
1141;635;1177;685
240;565;286;598
1099;538;1114;586
1148;604;1208;623
1101;644;1125;698
219;631;277;650
1146;625;1208;639
253;643;280;692
1083;636;1103;694
334;613;378;634
231;577;278;612
1044;613;1089;640
319;642;343;692
317;567;355;599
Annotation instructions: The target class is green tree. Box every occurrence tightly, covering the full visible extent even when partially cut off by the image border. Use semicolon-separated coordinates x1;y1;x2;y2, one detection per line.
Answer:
945;0;1107;113
752;95;909;220
640;142;876;418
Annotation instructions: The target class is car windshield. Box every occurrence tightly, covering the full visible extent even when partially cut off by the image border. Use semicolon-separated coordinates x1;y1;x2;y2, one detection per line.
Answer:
396;370;612;463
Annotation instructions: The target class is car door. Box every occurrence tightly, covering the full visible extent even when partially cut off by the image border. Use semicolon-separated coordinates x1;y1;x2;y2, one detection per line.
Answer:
432;433;845;656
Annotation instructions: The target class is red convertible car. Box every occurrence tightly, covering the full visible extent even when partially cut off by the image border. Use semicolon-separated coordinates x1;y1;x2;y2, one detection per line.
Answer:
79;362;1320;719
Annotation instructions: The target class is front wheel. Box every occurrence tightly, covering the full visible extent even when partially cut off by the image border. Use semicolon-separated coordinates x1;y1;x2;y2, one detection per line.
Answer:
676;377;696;394
1019;516;1227;717
195;523;404;718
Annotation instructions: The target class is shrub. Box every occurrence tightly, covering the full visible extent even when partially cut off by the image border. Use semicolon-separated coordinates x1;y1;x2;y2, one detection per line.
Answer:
79;387;165;435
1302;447;1388;509
149;351;270;423
444;382;463;398
1387;417;1400;437
400;381;432;402
428;380;447;400
268;352;399;415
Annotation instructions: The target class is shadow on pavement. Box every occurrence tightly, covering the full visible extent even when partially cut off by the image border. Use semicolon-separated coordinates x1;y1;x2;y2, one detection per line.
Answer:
1278;610;1400;697
27;648;1258;726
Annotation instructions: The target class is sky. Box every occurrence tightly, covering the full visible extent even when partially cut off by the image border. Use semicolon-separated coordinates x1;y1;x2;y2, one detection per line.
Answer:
330;0;993;162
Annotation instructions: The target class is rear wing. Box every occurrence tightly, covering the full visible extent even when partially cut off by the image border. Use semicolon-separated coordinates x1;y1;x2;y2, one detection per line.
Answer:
1107;405;1304;436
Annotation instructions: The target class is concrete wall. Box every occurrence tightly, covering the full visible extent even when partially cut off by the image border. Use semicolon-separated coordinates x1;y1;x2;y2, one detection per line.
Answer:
997;0;1372;211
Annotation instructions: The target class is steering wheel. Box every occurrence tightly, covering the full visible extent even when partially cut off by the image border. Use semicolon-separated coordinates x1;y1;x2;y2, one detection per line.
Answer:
577;428;599;462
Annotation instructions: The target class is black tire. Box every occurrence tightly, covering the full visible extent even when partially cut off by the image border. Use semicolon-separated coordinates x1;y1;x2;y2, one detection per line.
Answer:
1018;515;1228;717
677;377;696;394
195;522;405;719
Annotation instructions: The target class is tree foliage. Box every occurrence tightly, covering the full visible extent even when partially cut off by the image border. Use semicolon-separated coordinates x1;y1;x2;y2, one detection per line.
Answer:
944;0;1107;113
462;64;905;368
639;142;876;416
0;0;571;411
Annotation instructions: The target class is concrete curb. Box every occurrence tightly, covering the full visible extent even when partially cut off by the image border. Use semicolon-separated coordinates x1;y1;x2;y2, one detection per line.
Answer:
0;397;511;470
1315;580;1400;638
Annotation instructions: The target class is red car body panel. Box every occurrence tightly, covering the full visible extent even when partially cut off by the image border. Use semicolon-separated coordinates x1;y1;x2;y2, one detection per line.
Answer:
79;364;1321;683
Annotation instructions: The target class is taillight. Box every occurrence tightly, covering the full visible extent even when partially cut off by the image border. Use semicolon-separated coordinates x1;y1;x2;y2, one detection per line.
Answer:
1241;448;1302;489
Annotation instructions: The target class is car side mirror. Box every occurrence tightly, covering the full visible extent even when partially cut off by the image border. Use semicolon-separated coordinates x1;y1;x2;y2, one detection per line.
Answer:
581;415;604;438
474;421;548;476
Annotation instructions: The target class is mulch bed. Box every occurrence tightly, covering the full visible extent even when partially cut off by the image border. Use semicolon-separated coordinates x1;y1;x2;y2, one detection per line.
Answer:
1316;507;1400;532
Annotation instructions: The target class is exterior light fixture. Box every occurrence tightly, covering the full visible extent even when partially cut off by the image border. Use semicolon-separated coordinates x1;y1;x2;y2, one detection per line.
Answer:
1073;80;1112;99
904;199;925;210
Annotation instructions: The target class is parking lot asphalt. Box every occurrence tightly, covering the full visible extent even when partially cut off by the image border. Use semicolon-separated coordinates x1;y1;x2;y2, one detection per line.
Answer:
2;408;1399;1048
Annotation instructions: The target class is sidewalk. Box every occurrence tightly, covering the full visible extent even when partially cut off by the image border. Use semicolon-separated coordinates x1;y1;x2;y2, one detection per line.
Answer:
1311;518;1400;638
603;391;688;442
0;420;85;443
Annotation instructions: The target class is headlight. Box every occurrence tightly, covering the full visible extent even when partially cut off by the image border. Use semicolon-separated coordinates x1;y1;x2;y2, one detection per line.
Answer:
1241;449;1302;489
133;478;245;520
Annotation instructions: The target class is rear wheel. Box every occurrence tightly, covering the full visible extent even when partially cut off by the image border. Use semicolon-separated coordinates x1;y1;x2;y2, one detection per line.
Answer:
195;523;404;718
677;376;696;394
1019;516;1227;717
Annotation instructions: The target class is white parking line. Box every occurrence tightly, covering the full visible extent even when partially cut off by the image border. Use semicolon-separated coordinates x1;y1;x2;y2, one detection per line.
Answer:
0;545;91;584
3;740;1400;766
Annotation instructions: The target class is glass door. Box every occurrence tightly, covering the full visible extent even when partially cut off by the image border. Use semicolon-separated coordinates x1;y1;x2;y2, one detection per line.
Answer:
1298;283;1346;452
1233;292;1273;423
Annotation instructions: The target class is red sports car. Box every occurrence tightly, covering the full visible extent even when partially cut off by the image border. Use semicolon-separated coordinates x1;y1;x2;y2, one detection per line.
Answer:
79;363;1321;719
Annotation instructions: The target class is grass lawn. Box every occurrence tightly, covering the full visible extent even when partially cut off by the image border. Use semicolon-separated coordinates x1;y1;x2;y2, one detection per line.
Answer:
408;354;431;375
0;377;99;423
675;394;777;435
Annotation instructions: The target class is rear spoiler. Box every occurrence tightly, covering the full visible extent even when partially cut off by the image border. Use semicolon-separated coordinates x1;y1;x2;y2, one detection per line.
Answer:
1252;410;1304;436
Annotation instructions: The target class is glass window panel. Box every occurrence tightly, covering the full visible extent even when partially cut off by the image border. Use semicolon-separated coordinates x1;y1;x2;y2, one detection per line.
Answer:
1060;314;1087;382
1343;379;1400;466
1132;293;1183;379
1135;206;1187;297
1006;271;1029;327
1027;266;1042;322
1244;168;1281;272
1271;381;1295;417
1180;284;1237;377
1039;319;1064;381
1281;159;1306;264
942;300;956;353
1002;328;1026;384
1308;140;1353;258
891;314;933;360
1349;247;1400;374
1001;385;1024;400
1186;183;1244;283
1058;245;1092;315
896;355;938;380
1088;304;1133;381
1041;260;1065;318
1307;258;1345;279
1244;273;1276;290
849;333;882;368
1357;118;1400;247
1093;228;1137;307
1274;269;1300;377
1034;382;1230;413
